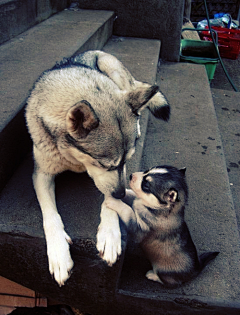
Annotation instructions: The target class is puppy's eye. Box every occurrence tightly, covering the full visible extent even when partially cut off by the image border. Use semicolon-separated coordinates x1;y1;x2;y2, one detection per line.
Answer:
142;178;151;193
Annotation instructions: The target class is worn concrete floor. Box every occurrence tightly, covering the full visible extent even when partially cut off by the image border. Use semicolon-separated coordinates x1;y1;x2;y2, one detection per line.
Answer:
211;56;240;91
210;56;240;231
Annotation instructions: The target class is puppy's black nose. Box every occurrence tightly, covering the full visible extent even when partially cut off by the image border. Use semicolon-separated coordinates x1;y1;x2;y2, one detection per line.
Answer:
129;174;132;180
112;189;126;199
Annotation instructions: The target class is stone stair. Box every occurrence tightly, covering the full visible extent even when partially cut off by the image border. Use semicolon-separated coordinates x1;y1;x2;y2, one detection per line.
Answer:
0;0;70;45
0;4;240;315
211;88;240;229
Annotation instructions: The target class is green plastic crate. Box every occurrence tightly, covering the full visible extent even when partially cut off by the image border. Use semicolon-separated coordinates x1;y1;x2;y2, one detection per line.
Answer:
180;38;219;81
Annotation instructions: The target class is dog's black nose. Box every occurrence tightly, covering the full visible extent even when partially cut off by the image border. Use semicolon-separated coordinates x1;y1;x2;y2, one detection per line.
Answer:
112;189;126;199
129;174;132;180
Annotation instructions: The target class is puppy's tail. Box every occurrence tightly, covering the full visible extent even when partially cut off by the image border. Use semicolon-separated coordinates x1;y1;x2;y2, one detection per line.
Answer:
199;251;219;271
147;90;171;121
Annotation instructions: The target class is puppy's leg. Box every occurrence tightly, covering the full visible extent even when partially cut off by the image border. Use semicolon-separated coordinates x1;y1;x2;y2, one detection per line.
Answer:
33;171;73;286
96;199;122;266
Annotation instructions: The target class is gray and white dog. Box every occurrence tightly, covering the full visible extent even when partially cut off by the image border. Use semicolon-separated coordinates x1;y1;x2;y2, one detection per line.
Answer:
25;50;170;286
107;166;219;287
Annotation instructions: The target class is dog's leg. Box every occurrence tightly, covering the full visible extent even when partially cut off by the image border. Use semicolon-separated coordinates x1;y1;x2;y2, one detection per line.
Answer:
33;171;74;286
96;199;122;266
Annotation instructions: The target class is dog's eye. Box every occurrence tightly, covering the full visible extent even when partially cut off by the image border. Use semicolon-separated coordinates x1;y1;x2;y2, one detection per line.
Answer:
96;160;112;170
142;178;151;193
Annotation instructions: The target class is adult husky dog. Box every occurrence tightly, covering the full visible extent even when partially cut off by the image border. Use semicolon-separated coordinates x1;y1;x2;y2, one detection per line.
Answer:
25;50;170;286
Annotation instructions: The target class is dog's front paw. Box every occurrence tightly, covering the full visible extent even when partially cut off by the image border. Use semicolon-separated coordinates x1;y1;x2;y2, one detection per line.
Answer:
46;229;74;286
96;220;121;266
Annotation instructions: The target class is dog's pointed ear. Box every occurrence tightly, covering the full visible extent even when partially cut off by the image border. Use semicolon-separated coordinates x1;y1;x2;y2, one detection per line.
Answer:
166;189;178;203
127;85;159;114
66;100;99;138
179;167;186;176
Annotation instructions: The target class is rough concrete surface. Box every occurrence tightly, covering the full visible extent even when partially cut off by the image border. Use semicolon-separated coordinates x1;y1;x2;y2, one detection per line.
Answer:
76;0;184;61
210;56;240;234
210;57;240;92
212;88;240;229
0;0;70;45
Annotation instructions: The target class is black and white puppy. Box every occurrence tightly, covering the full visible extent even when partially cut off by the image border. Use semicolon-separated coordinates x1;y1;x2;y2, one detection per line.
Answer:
106;165;219;287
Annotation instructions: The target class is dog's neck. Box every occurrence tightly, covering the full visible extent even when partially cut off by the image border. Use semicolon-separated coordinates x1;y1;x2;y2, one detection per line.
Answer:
146;206;162;216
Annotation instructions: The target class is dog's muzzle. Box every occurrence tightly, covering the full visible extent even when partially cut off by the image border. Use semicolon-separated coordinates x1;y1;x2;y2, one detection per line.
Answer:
112;187;126;199
110;163;126;199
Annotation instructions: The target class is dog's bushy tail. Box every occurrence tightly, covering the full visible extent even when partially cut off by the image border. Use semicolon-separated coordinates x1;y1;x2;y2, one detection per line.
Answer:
147;90;171;121
199;251;219;271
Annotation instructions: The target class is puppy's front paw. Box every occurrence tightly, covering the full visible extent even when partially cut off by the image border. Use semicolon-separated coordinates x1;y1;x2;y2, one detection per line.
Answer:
105;198;123;211
46;229;74;286
96;221;122;266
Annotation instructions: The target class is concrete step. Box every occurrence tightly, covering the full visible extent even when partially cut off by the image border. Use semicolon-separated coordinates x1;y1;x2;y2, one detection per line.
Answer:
0;35;161;314
115;63;240;314
0;8;114;191
0;0;70;45
211;88;240;232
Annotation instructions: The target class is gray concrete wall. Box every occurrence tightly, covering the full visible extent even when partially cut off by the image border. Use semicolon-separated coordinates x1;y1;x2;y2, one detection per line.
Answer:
76;0;184;61
0;0;71;45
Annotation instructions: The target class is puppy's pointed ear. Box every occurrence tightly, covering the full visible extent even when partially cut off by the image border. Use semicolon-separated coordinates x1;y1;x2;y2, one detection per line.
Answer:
127;85;159;114
166;190;178;203
179;167;186;176
66;100;99;138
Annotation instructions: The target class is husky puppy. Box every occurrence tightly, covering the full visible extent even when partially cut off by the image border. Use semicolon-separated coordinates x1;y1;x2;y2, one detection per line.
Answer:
106;166;219;287
25;50;170;286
